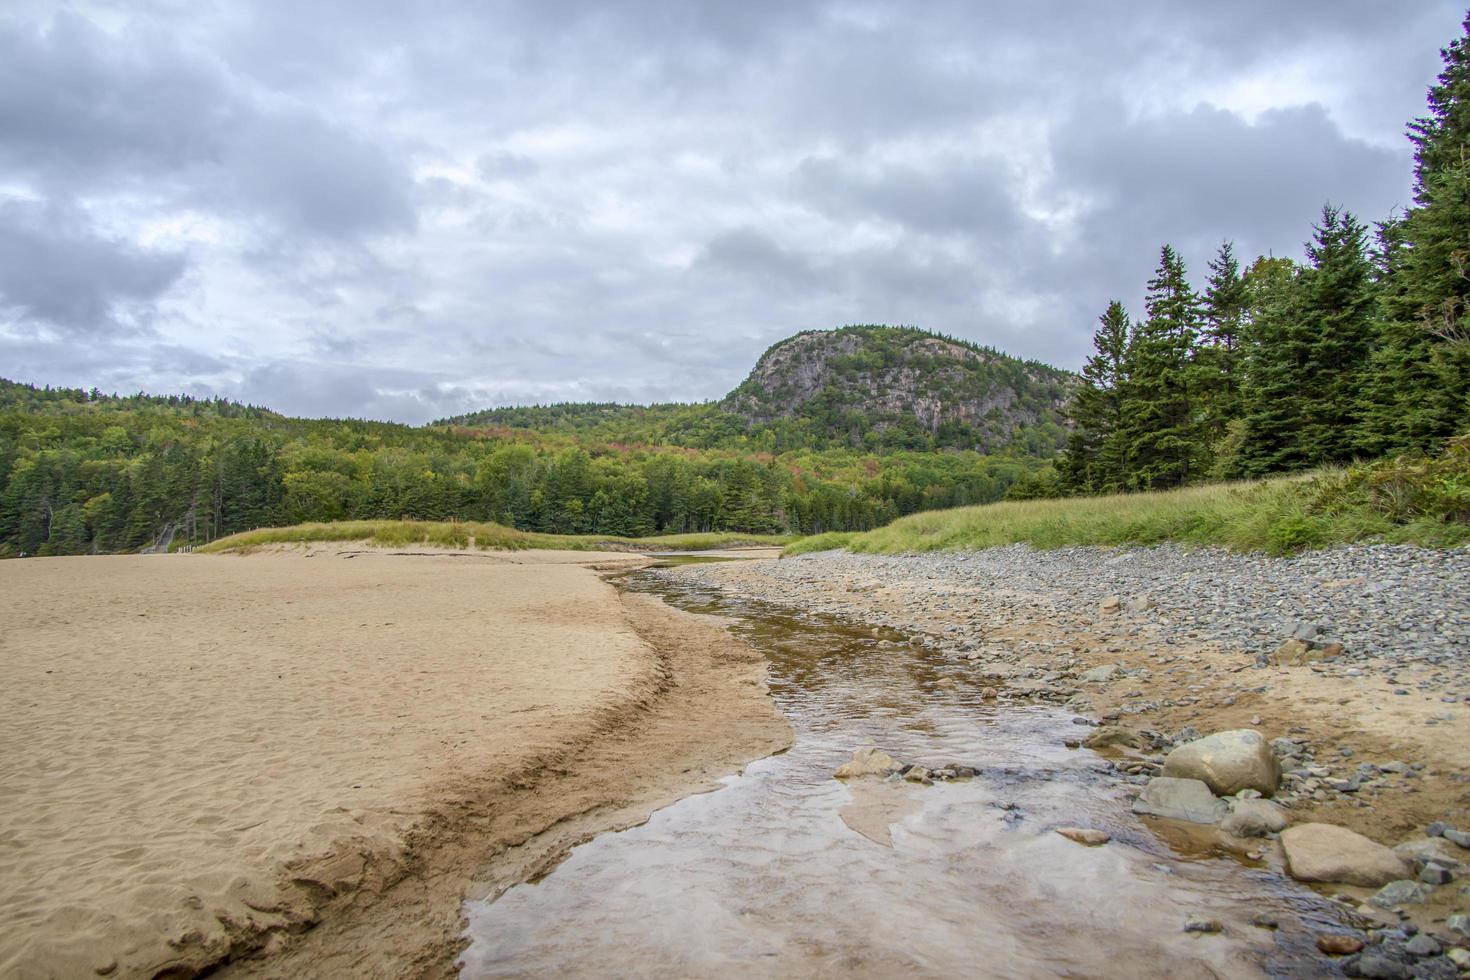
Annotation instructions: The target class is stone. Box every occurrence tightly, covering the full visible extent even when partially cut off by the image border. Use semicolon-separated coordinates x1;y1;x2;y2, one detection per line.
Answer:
1099;596;1122;615
1446;913;1469;938
1317;934;1365;955
1405;934;1441;957
1270;636;1344;666
1183;914;1223;934
1280;824;1413;887
1443;828;1470;849
1419;863;1453;885
1395;837;1466;873
1124;596;1152;613
1055;826;1111;846
1132;777;1229;824
834;746;899;779
1251;914;1279;930
1220;798;1289;838
1427;821;1449;837
1445;947;1469;969
1162;729;1281;796
1079;664;1121;683
1082;725;1143;750
1368;879;1431;908
903;765;932;784
1350;951;1411;979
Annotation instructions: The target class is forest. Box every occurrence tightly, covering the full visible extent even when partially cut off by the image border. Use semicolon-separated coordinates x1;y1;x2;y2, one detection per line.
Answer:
1054;15;1470;497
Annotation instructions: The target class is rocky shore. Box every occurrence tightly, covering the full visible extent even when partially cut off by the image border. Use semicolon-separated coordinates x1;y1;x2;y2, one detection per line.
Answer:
665;543;1470;977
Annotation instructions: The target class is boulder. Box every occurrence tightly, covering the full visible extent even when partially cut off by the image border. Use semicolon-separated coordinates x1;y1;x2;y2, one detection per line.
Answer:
834;746;898;779
1162;729;1281;796
1123;596;1152;613
1280;824;1413;887
1055;827;1111;846
1221;798;1289;838
1132;777;1228;824
1079;664;1121;683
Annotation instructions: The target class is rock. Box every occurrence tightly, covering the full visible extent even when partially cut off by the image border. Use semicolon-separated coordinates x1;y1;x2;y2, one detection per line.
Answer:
1221;798;1289;838
1395;837;1466;873
1427;821;1449;837
1419;863;1453;885
1280;824;1413;887
1368;879;1432;908
1055;826;1111;846
1079;664;1121;683
1082;725;1143;750
903;765;932;784
1445;947;1469;970
1132;777;1229;824
1317;934;1365;955
1183;914;1223;934
1405;934;1441;957
834;746;899;779
1162;729;1281;796
1443;828;1470;849
1250;914;1279;930
1099;596;1122;616
1349;951;1411;979
1124;596;1152;613
1445;913;1469;938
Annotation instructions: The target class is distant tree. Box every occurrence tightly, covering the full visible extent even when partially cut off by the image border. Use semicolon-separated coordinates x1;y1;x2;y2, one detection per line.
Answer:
1235;255;1309;475
1058;300;1131;492
1300;205;1376;464
1199;241;1249;436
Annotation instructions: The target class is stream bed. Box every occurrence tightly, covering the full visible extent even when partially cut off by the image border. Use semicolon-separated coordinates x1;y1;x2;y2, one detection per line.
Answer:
459;570;1352;978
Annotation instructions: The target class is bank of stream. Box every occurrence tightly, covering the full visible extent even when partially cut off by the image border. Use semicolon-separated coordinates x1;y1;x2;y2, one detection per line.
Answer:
459;568;1355;978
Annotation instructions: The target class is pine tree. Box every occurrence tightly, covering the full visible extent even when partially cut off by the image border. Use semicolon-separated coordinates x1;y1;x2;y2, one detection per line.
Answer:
1115;246;1206;488
1059;300;1131;492
1357;13;1470;453
1199;241;1249;435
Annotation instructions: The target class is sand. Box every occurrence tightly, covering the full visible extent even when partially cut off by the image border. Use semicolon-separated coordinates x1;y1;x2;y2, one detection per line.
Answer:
0;548;789;979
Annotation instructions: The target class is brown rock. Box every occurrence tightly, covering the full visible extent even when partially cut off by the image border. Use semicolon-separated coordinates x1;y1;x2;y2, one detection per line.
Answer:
1281;823;1413;887
1055;827;1111;846
1315;934;1364;955
834;746;899;779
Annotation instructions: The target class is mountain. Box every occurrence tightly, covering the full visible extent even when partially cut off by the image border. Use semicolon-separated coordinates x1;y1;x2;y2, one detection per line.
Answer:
448;325;1074;454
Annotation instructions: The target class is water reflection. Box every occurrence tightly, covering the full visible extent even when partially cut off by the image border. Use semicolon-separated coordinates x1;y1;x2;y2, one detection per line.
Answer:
460;572;1344;979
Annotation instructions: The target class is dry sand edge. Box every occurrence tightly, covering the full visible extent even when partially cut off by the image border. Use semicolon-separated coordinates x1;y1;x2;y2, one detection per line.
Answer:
0;549;790;980
214;585;792;980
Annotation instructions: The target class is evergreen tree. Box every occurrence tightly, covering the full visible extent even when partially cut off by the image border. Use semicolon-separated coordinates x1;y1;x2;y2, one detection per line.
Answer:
1059;300;1131;492
1299;205;1375;463
1115;246;1205;488
1199;241;1249;435
1357;13;1470;453
1236;256;1310;476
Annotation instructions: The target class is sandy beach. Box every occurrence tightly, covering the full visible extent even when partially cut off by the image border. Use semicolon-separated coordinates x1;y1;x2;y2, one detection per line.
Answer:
0;548;789;978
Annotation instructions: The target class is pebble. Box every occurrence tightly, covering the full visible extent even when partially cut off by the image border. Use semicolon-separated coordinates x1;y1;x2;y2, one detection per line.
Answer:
1183;914;1223;934
1317;934;1365;955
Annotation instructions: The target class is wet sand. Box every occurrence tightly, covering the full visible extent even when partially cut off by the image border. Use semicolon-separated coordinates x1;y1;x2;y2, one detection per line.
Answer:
0;549;789;978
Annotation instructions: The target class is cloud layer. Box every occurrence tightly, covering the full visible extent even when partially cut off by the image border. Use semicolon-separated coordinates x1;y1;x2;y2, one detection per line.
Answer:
1;1;1462;422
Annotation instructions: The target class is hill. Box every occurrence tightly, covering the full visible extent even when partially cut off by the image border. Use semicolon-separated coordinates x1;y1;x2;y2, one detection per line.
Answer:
444;326;1073;455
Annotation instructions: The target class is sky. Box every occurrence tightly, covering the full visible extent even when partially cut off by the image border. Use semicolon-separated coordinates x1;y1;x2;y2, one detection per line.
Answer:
1;1;1465;423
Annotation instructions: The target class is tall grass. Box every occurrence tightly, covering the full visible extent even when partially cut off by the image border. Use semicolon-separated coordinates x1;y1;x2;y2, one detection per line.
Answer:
785;440;1470;556
199;520;791;554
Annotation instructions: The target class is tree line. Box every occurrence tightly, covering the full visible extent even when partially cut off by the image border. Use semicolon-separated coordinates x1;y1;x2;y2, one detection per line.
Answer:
1057;14;1470;494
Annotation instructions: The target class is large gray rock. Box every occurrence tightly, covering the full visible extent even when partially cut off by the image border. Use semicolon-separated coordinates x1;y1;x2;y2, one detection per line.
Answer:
1221;798;1289;838
1368;879;1431;908
1394;837;1466;873
1132;777;1228;824
834;746;898;779
1280;823;1413;887
1162;729;1281;796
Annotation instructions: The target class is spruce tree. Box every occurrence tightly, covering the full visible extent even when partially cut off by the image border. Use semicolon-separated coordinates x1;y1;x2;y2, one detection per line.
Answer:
1115;246;1205;488
1059;300;1131;492
1200;241;1248;435
1357;13;1470;453
1235;256;1309;476
1300;205;1375;463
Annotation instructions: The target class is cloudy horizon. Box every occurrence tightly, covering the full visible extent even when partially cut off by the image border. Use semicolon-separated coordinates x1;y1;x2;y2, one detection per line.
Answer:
1;1;1464;422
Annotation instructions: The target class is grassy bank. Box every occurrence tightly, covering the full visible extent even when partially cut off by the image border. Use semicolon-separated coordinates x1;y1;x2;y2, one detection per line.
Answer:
787;437;1470;556
199;520;792;555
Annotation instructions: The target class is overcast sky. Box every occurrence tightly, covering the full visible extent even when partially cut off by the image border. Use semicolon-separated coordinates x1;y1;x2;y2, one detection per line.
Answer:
1;2;1464;422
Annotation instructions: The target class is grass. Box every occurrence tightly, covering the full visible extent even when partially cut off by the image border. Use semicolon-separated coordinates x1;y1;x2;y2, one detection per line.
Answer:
785;438;1470;557
199;520;792;555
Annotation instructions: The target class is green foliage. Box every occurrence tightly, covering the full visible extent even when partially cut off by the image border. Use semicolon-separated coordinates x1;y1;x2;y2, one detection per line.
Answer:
0;378;1053;557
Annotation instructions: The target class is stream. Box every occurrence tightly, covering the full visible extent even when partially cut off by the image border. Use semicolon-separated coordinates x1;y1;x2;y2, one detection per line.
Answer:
459;567;1352;978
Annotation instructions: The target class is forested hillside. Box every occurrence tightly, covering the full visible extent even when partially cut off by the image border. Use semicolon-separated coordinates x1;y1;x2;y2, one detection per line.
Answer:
0;377;1052;556
1055;15;1470;497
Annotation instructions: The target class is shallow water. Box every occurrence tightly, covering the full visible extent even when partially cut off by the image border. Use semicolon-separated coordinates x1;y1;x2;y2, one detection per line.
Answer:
460;572;1348;979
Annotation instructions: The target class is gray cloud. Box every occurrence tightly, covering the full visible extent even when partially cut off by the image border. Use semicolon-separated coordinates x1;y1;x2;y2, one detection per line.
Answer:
2;0;1465;422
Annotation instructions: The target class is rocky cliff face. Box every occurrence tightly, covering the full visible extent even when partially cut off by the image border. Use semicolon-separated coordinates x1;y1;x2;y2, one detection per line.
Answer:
720;326;1073;451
